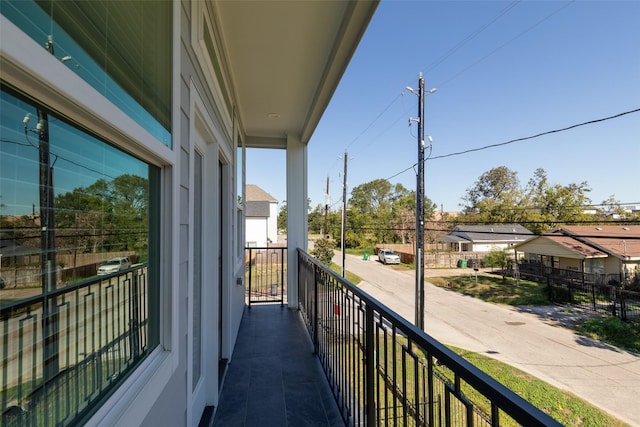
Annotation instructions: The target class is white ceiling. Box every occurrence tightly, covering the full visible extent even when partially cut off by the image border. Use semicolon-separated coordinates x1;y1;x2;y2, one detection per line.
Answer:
212;1;378;148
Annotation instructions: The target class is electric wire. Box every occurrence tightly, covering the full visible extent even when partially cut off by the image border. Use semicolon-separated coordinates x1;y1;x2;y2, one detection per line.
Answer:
322;1;577;207
434;1;575;89
382;108;640;183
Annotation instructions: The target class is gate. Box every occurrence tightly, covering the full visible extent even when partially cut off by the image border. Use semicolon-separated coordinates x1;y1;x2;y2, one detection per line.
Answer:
246;247;287;307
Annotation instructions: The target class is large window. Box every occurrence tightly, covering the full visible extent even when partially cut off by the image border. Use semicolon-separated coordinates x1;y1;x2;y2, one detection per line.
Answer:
0;87;159;424
1;0;172;147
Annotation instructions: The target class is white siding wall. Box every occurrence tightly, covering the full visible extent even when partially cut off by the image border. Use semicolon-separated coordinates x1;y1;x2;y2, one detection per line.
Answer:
268;202;278;244
246;217;269;247
471;243;510;252
138;1;246;426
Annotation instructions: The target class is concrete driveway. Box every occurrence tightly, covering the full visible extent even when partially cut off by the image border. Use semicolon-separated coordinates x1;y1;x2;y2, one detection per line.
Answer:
335;252;640;426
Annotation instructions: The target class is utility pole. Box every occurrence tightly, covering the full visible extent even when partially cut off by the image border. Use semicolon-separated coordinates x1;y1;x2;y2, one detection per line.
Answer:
341;151;348;277
415;74;425;330
41;35;59;380
408;73;436;330
324;176;329;238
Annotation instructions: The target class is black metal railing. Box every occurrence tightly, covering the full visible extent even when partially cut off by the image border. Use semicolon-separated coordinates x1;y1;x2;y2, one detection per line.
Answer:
1;265;150;426
517;263;640;321
298;250;561;427
518;263;622;287
546;280;640;321
246;247;286;307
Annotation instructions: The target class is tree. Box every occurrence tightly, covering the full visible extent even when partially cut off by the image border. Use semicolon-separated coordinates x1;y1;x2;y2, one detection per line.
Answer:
347;179;435;247
524;168;591;233
308;204;324;235
460;166;523;224
55;174;149;257
311;238;334;266
459;167;592;233
277;202;287;232
598;195;627;220
483;248;511;280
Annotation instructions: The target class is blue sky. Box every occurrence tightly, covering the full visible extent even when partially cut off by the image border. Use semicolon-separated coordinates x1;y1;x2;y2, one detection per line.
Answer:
247;0;640;213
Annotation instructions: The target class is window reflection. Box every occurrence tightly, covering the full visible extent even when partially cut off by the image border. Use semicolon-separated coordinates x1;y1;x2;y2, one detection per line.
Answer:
0;87;149;299
1;87;158;425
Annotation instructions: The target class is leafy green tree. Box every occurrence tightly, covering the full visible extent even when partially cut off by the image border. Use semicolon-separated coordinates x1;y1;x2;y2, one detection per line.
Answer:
483;248;511;279
311;238;334;266
461;166;523;224
524;168;591;233
277;201;287;232
459;167;592;233
597;195;627;220
308;204;324;235
55;174;149;256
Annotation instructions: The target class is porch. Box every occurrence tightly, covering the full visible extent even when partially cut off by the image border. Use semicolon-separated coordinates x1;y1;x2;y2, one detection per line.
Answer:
209;305;343;427
209;249;561;426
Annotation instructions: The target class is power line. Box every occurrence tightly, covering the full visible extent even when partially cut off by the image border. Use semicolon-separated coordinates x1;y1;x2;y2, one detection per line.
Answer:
382;108;640;182
430;108;640;160
434;1;575;89
1;137;120;181
423;1;522;76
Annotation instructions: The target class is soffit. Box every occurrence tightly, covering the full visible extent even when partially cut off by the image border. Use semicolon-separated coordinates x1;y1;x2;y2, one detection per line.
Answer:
212;1;378;147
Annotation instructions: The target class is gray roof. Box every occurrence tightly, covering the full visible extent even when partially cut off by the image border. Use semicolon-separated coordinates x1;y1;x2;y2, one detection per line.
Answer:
245;184;277;203
246;201;271;218
446;224;533;244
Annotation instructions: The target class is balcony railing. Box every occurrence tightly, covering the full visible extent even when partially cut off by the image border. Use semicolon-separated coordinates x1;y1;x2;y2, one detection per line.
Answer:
246;247;287;307
298;249;561;427
1;265;150;426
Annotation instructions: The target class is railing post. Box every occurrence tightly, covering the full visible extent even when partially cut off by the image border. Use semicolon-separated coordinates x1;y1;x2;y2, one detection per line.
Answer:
247;248;253;309
280;247;285;307
313;260;319;355
365;304;375;425
619;288;627;321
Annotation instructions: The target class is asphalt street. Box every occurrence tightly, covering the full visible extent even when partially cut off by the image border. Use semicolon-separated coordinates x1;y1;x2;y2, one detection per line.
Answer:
335;252;640;426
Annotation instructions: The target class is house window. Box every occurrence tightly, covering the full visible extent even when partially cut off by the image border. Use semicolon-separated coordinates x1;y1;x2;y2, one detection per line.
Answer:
1;0;172;147
0;87;160;424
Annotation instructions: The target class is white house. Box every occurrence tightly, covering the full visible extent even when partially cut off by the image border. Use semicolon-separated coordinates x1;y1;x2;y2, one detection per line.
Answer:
439;224;534;252
245;184;278;247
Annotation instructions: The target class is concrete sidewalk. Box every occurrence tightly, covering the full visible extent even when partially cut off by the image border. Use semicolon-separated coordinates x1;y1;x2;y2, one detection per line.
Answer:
337;252;640;426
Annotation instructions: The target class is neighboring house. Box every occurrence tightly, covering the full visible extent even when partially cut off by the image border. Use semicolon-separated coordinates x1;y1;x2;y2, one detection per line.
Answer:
0;232;40;267
438;224;534;252
0;2;378;427
515;225;640;283
245;184;278;247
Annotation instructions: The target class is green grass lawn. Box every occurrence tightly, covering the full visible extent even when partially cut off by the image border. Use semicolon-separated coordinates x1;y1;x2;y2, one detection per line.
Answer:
449;346;630;427
340;331;629;426
575;316;640;354
429;273;549;306
329;262;362;285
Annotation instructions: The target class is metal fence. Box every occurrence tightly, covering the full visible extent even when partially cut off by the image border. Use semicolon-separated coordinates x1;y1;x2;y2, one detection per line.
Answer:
298;249;560;427
518;263;623;287
1;265;150;426
517;263;640;321
246;247;287;307
546;280;640;321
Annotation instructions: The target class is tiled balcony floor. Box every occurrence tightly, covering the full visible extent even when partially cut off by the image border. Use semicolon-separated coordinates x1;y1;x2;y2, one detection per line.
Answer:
209;305;344;427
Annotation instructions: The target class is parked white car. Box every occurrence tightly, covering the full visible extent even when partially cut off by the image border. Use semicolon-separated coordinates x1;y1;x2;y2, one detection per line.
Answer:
378;249;400;265
97;257;132;275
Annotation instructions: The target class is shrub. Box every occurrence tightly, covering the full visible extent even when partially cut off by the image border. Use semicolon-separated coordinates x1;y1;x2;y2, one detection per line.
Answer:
311;238;335;266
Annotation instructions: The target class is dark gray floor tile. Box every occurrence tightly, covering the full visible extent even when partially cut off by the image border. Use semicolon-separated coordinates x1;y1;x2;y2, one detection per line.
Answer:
213;305;344;427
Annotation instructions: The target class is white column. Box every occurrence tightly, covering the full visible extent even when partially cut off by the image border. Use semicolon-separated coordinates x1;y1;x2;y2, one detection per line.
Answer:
286;134;307;308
